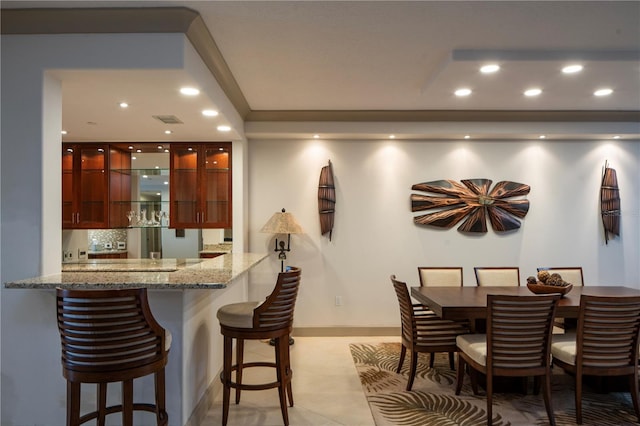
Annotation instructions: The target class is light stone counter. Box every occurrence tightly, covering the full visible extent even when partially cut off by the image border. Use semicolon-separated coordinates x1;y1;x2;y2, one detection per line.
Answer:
5;253;268;289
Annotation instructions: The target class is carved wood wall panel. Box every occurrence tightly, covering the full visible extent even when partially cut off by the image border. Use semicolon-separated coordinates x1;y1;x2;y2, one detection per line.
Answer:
411;179;530;234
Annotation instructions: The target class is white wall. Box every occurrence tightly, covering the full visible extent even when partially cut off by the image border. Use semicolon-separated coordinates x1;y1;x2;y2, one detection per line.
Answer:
248;138;640;328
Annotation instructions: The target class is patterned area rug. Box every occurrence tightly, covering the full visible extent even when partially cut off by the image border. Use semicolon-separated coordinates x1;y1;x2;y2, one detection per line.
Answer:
350;342;638;426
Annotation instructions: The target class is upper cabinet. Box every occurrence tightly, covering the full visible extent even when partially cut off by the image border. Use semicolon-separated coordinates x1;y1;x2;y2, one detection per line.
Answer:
170;143;232;229
62;144;109;229
63;144;131;229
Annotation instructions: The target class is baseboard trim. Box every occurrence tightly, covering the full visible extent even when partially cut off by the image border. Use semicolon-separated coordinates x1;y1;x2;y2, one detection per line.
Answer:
185;368;223;426
293;326;400;337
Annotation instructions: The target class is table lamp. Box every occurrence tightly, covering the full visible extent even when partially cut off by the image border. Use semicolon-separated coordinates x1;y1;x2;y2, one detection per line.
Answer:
260;208;304;272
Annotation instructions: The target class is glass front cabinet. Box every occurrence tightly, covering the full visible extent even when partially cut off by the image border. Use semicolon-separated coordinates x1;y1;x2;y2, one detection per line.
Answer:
170;143;232;229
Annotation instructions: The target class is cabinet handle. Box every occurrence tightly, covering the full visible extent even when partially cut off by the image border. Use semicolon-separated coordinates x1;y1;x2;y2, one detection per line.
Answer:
196;212;200;223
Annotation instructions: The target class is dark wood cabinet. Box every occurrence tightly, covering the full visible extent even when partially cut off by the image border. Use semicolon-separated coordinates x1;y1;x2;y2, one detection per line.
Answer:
63;144;109;229
170;143;232;229
108;147;132;228
63;144;130;229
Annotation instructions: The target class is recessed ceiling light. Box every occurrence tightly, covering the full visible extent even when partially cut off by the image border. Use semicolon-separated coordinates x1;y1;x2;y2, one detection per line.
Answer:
128;145;134;150
157;145;163;150
66;148;73;152
61;130;68;135
202;109;219;117
454;88;472;97
539;135;546;139
136;149;142;153
562;64;583;74
464;135;471;139
163;181;169;185
119;102;129;108
313;134;320;139
156;192;161;196
389;135;395;139
164;130;172;135
524;88;542;97
164;149;169;153
594;88;613;96
132;156;136;160
155;166;160;169
613;135;621;139
217;125;231;132
180;87;200;96
480;64;500;74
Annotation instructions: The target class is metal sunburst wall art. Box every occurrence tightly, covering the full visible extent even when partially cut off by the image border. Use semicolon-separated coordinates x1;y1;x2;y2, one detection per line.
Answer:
411;179;531;233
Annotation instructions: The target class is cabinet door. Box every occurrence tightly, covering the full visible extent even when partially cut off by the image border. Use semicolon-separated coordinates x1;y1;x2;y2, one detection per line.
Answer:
201;145;232;228
62;146;76;228
170;145;199;228
109;147;132;228
77;145;108;228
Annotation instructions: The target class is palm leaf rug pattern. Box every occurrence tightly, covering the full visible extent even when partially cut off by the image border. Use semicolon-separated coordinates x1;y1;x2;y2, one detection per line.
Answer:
350;342;638;426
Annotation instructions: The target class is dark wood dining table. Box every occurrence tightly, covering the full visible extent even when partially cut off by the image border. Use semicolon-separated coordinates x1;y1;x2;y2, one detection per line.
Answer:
411;285;640;326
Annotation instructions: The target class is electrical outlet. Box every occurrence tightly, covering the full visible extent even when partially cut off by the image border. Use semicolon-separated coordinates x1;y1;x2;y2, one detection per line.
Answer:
335;296;343;306
63;251;73;262
78;249;87;260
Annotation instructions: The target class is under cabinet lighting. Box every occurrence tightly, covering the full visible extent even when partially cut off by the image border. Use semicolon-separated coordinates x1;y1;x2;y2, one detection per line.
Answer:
313;134;320;139
389;135;395;139
128;146;134;150
164;130;172;135
164;149;169;153
157;145;163;150
163;181;169;185
455;88;472;97
119;102;129;108
61;130;68;135
524;88;542;97
217;125;231;132
464;135;471;139
539;135;546;139
613;135;621;139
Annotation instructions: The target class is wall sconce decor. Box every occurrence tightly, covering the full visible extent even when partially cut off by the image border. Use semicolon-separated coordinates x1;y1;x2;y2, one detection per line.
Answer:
260;208;304;271
411;179;530;233
601;161;620;244
318;160;336;240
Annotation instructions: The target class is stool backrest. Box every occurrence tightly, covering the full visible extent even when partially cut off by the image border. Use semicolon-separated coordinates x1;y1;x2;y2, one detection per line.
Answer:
56;287;168;382
254;267;302;330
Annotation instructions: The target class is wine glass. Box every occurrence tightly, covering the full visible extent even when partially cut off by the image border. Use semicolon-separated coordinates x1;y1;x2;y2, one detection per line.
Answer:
155;211;162;226
126;211;134;226
140;209;147;226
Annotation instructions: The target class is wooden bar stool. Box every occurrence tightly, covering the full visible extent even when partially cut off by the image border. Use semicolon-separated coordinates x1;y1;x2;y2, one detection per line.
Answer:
56;287;171;426
217;267;302;426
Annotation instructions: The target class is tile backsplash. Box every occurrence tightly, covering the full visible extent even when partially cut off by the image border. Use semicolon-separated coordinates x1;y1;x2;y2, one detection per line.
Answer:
88;229;127;250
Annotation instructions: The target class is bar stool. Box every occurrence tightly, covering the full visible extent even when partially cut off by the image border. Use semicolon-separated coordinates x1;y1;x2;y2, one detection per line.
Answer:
56;287;171;426
217;267;302;426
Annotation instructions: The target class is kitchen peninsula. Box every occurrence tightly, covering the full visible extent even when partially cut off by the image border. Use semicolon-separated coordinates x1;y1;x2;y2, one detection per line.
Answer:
5;252;268;426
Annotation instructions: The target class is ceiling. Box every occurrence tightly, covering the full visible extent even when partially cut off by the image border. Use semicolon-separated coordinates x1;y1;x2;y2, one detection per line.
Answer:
2;1;640;142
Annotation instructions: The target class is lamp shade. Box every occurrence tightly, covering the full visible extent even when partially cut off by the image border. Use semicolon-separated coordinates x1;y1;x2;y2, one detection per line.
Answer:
260;208;304;234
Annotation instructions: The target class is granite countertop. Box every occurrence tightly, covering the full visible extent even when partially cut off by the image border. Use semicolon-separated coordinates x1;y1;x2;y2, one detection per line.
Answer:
5;253;268;290
199;242;233;254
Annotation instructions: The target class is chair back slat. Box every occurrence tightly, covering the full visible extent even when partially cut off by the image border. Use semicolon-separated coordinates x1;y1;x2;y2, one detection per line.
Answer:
578;295;640;368
391;276;415;342
57;288;167;376
487;294;559;370
254;267;302;329
417;267;463;287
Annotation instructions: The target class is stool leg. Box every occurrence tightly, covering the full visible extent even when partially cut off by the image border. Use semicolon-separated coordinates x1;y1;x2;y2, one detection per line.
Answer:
275;336;290;426
122;379;133;426
284;334;294;407
222;335;233;426
155;369;168;426
235;338;244;404
97;383;107;426
67;381;81;426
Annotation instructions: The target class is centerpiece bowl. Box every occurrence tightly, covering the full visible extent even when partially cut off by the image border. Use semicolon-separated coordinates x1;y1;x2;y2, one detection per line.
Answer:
527;282;573;296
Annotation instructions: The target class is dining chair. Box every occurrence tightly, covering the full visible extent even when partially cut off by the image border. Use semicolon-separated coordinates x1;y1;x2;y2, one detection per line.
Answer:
417;266;463;287
537;267;584;286
56;287;171;426
217;267;301;426
390;275;469;391
551;295;640;425
455;294;560;426
474;267;520;286
538;267;584;330
417;266;464;368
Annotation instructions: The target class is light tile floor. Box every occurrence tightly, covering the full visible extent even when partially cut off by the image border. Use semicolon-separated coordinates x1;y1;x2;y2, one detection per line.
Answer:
201;336;399;426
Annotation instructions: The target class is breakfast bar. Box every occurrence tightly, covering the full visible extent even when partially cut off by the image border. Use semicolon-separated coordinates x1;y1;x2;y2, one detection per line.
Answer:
5;253;268;426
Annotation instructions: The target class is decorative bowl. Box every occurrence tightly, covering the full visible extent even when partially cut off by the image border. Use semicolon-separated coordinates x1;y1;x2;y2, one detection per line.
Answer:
527;282;573;296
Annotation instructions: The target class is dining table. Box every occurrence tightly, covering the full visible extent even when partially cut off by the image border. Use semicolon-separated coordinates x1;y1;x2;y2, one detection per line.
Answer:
411;285;640;330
